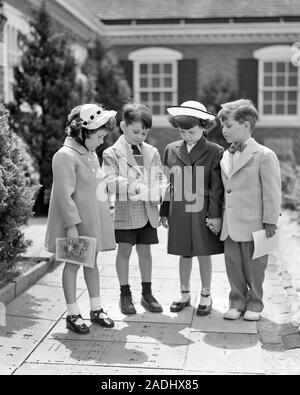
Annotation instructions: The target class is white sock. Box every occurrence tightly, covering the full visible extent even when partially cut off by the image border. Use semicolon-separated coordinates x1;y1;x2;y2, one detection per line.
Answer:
200;288;211;306
67;303;80;316
90;297;101;312
176;290;190;303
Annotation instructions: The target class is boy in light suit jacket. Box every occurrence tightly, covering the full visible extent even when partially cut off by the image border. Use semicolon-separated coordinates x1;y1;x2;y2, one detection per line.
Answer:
216;99;281;321
102;103;167;315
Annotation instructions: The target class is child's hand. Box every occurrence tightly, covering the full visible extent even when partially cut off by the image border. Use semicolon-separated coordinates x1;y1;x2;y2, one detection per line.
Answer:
263;223;277;238
66;225;79;250
160;217;168;228
206;218;222;235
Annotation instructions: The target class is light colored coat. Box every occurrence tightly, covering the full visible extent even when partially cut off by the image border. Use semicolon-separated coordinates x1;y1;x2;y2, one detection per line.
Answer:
220;138;281;242
45;137;116;253
102;135;167;230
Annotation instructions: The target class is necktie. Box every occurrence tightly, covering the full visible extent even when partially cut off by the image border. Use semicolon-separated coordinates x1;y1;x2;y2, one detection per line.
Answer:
228;143;246;154
132;145;143;168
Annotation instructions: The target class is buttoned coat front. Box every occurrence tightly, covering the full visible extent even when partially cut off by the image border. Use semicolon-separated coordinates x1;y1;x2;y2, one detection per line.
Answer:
160;137;224;257
220;138;281;242
45;137;116;253
102;135;166;230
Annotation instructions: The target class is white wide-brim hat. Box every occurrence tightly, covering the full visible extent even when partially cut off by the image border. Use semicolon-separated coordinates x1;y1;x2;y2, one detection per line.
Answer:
80;104;117;130
167;101;215;121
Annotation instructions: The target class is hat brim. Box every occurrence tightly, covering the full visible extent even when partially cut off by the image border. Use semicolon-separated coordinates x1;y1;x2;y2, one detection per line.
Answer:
167;106;215;121
85;110;117;130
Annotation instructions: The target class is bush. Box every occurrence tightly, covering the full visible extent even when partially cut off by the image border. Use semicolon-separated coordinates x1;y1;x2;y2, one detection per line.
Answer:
199;73;238;149
0;104;36;283
280;160;300;211
10;2;84;213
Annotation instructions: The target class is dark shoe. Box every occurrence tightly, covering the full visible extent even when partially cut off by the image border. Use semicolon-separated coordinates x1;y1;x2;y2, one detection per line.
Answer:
66;314;90;335
141;293;163;313
196;300;213;316
120;295;136;315
90;309;115;328
170;297;191;313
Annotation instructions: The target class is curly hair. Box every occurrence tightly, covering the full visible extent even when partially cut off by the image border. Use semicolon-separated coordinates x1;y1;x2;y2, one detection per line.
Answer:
65;105;116;146
168;115;216;133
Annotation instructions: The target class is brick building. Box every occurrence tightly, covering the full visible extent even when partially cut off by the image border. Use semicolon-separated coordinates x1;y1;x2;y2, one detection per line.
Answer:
91;0;300;161
1;0;300;160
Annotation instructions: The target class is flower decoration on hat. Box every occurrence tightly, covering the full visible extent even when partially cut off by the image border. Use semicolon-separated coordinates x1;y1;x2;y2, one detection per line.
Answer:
80;104;117;130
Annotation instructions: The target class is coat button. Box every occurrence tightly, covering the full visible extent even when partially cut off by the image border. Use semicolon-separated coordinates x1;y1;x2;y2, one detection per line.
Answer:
227;189;232;194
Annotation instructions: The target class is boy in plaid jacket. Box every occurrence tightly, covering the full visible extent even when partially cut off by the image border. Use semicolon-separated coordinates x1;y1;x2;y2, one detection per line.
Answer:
103;103;168;315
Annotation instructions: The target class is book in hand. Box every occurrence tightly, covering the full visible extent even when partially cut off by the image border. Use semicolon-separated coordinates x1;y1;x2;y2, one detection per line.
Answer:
55;236;97;268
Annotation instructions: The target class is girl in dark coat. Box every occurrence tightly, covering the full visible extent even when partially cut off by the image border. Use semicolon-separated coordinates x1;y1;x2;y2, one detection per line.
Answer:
160;101;224;316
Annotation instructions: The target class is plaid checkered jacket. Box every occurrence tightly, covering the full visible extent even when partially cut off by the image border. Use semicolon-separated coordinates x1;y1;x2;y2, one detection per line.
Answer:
102;136;167;230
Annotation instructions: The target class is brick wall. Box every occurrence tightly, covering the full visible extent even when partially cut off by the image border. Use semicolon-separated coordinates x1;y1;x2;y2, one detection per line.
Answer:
115;42;270;94
115;42;300;162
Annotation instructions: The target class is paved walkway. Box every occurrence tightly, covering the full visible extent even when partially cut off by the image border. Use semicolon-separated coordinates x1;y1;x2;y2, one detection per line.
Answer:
1;213;300;375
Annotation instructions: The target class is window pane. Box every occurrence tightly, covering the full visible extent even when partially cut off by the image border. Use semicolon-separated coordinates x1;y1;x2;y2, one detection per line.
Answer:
152;64;160;74
275;91;285;101
153;105;161;115
276;76;285;87
275;104;285;114
152;77;160;87
288;104;297;114
288;76;298;87
164;77;172;87
264;76;273;86
276;62;285;73
264;62;273;73
164;92;173;101
289;62;297;73
140;78;148;88
263;104;273;114
153;92;160;102
263;91;273;101
140;92;149;102
164;63;172;73
140;64;148;74
288;91;297;101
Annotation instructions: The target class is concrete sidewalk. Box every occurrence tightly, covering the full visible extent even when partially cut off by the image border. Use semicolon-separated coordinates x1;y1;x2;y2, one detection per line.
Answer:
1;216;300;375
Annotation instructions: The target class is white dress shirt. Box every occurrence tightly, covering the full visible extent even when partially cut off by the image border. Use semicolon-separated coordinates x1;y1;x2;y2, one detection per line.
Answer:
231;137;252;169
186;142;197;153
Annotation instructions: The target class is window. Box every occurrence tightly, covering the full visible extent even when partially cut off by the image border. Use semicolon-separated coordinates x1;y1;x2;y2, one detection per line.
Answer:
254;46;300;124
129;47;183;125
5;24;20;103
3;3;30;103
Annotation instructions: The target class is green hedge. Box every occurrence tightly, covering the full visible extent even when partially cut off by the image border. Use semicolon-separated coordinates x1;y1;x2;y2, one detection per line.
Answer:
0;105;37;283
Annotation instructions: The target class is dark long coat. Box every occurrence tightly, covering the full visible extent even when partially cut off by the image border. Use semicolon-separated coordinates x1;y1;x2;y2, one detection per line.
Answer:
160;136;224;257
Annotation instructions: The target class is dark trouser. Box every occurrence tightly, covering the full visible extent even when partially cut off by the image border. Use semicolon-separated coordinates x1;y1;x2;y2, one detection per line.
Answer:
224;237;268;313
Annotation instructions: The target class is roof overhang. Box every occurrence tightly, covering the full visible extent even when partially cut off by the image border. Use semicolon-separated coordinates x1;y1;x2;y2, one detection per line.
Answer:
102;21;300;45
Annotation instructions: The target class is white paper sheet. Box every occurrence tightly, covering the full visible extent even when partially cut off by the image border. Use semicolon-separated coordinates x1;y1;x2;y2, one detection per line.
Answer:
252;229;279;260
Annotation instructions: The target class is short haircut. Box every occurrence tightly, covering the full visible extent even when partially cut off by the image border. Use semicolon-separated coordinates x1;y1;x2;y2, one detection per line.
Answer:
122;103;152;129
168;115;216;133
218;99;258;131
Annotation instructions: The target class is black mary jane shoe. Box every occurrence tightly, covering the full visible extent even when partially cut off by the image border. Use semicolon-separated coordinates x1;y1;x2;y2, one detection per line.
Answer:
170;297;191;313
90;309;115;328
196;296;213;317
66;314;90;335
